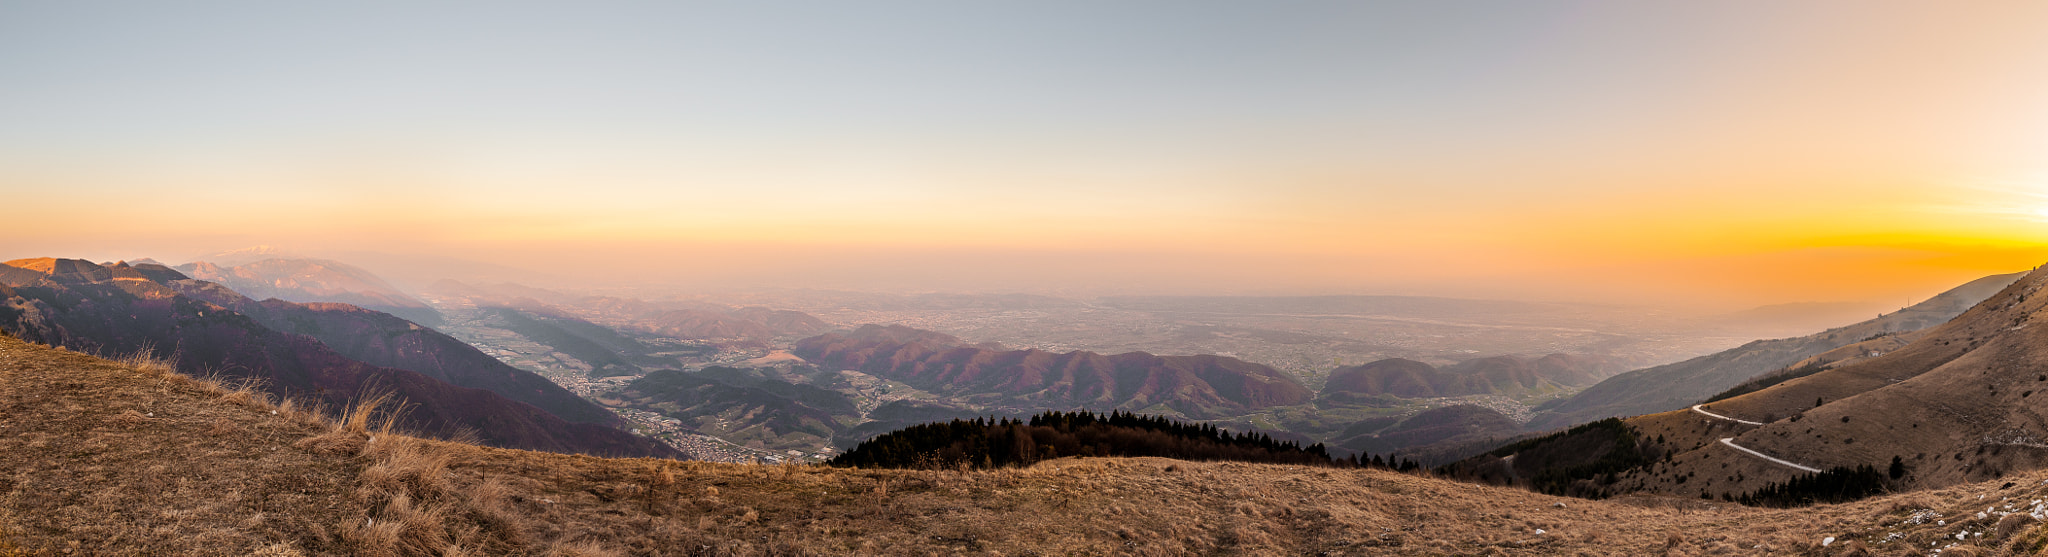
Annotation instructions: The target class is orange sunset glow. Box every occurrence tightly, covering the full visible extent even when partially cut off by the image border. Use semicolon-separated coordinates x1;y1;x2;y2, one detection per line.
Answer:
5;2;2048;309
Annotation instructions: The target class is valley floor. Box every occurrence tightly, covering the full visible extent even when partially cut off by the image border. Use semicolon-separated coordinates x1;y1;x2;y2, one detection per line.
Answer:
7;335;2048;556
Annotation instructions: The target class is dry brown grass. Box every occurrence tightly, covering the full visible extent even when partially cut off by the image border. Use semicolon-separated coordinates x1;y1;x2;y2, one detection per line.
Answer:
21;335;2048;555
0;339;359;555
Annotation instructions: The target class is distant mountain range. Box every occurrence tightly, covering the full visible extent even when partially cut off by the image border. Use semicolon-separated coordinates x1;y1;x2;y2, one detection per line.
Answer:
176;257;443;326
1321;354;1628;400
0;258;675;458
794;324;1314;419
428;280;831;344
1307;273;2018;467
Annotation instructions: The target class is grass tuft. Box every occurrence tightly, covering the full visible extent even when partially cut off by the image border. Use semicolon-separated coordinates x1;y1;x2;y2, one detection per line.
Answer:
540;540;623;557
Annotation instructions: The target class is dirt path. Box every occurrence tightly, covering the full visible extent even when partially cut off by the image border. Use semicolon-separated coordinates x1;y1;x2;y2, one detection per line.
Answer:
1688;405;1820;473
1690;404;1763;426
1718;437;1823;474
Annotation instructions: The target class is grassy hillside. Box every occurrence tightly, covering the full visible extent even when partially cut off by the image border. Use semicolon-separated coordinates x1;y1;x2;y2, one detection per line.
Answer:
16;334;2048;555
1449;264;2048;515
1527;271;2023;431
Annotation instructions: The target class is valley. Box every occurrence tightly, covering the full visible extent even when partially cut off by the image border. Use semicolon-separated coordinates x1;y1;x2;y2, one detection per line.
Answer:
15;252;2012;478
385;272;2014;469
13;251;2034;510
675;291;1762;383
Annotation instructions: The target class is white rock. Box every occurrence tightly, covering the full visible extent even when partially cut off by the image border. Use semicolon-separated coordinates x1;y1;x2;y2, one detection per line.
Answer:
1822;536;1835;547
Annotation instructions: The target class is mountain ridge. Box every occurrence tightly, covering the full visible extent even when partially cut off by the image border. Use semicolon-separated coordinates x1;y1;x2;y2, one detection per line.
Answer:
0;258;674;458
1524;271;2024;431
176;257;443;326
1447;264;2048;503
793;324;1313;419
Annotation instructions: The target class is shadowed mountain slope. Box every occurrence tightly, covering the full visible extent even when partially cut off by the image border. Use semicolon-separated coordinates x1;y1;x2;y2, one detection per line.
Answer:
1331;404;1522;467
794;324;1312;418
167;282;621;425
0;259;674;458
477;306;668;378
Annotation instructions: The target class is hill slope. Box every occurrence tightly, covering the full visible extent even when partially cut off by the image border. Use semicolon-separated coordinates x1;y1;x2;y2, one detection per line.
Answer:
1332;404;1523;466
612;366;862;452
169;283;622;425
1526;271;2022;430
0;258;672;458
1322;354;1627;399
1637;263;2048;497
12;335;2048;555
793;324;1314;418
1454;264;2048;503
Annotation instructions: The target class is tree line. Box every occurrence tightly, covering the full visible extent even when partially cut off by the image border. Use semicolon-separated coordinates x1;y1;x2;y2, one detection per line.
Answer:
830;410;1418;471
1733;463;1890;507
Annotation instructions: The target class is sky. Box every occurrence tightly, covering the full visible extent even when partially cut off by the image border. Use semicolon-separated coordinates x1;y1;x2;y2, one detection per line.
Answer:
5;1;2048;308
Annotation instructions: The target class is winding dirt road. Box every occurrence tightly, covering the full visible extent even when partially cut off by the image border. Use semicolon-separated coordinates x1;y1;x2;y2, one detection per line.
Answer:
1717;437;1822;473
1689;405;1822;473
1690;404;1763;426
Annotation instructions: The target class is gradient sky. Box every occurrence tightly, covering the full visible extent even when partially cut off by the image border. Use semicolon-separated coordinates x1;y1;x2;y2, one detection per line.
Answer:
6;1;2048;308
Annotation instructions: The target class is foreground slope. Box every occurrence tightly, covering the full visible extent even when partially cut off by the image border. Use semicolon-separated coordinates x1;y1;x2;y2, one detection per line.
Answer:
15;334;2048;555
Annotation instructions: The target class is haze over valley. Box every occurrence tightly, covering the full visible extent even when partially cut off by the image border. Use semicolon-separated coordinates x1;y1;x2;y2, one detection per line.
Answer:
11;2;2048;555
